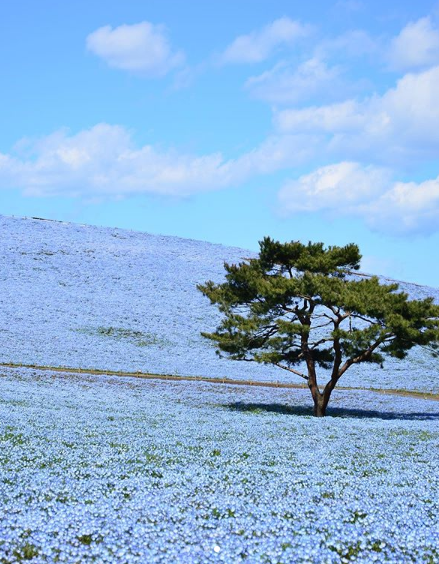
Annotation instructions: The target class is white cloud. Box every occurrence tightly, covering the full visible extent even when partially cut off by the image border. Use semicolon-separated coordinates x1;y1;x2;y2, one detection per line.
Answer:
245;58;342;104
388;17;439;71
0;124;223;198
0;124;312;199
274;65;439;165
368;176;439;234
86;22;184;76
219;17;309;64
278;161;439;235
278;162;391;213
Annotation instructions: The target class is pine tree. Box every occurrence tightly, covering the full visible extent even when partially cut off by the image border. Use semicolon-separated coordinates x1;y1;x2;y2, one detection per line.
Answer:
198;237;439;417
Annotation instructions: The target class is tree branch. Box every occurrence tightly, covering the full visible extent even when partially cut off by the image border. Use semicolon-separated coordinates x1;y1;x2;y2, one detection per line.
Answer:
309;337;334;349
327;305;341;317
310;320;334;330
274;363;309;381
350;313;377;326
337;336;389;378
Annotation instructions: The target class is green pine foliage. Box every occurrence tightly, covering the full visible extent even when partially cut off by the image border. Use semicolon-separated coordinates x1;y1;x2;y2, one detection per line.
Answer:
198;237;439;416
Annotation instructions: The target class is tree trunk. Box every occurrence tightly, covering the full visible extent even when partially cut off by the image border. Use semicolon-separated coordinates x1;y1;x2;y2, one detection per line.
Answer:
313;392;329;417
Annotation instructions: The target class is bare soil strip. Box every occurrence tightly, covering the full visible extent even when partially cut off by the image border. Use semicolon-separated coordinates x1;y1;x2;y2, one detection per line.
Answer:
1;362;438;401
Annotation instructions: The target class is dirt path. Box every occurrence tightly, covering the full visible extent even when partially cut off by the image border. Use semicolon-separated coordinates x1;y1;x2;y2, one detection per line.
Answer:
1;362;438;401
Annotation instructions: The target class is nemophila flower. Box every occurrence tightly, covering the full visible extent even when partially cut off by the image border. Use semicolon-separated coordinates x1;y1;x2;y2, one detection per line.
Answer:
0;366;438;562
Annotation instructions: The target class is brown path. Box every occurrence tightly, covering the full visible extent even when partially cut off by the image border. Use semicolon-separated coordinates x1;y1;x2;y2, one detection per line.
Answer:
1;362;438;401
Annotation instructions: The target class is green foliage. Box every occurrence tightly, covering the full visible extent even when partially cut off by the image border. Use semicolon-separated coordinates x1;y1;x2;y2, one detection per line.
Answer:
198;237;439;414
77;534;93;546
12;542;39;561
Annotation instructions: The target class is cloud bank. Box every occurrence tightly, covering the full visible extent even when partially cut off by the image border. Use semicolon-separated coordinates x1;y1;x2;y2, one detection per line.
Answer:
275;64;439;165
2;122;439;236
279;162;439;236
0;124;312;199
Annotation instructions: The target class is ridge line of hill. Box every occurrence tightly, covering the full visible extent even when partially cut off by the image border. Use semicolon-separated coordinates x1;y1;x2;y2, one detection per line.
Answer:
12;214;439;289
2;362;438;402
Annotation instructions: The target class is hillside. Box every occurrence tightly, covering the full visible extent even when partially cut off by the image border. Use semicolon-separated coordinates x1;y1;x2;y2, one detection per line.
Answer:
1;215;438;392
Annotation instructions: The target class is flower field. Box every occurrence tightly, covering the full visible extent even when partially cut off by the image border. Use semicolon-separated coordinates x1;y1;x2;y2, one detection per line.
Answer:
1;215;439;562
1;366;439;563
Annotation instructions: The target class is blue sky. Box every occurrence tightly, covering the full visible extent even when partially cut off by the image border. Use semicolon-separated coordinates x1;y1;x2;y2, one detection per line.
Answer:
1;0;439;286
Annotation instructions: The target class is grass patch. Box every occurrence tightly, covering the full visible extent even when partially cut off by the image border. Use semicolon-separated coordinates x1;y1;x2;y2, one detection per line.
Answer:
12;542;39;561
76;326;172;348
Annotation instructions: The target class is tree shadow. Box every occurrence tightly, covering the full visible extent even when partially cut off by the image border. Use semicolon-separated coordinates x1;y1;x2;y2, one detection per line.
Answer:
223;402;439;420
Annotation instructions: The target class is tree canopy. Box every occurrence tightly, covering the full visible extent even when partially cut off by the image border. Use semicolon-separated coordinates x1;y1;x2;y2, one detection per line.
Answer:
198;237;439;416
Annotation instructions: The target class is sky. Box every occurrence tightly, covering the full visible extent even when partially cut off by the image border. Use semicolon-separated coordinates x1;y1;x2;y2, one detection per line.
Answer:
1;0;439;287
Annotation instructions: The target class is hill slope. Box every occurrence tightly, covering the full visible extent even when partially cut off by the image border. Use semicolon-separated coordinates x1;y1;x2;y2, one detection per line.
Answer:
1;215;438;392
